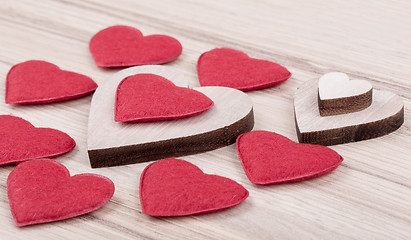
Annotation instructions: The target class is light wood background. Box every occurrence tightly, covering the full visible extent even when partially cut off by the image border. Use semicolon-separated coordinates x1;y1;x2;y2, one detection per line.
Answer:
0;0;410;239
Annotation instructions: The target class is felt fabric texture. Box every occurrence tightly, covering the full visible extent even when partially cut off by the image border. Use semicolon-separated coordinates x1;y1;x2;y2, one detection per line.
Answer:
89;25;183;67
140;158;249;216
0;115;75;166
7;159;115;227
197;48;291;91
236;131;343;184
115;73;214;122
6;60;98;104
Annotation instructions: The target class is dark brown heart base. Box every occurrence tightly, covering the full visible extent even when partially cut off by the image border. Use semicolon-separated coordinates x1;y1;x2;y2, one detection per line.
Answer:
88;112;253;168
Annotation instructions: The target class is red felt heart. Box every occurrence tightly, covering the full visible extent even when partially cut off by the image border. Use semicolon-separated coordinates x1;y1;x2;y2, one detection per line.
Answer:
6;60;97;104
197;48;291;91
89;25;183;67
236;131;343;184
7;159;115;227
115;73;214;122
140;158;249;216
0;115;75;166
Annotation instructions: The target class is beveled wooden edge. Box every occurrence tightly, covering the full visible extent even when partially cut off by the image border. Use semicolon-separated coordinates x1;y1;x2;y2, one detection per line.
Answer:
318;88;373;116
295;106;404;146
88;108;254;168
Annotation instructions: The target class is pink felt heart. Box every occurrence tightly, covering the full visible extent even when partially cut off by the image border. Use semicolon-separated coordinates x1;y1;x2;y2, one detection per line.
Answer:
197;48;291;91
115;73;214;122
6;60;97;104
89;25;183;67
7;159;115;227
140;158;249;216
0;115;75;166
236;131;343;184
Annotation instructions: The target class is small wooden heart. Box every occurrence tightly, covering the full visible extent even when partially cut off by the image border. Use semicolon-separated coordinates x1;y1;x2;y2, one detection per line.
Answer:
318;72;373;116
295;79;404;145
88;65;254;168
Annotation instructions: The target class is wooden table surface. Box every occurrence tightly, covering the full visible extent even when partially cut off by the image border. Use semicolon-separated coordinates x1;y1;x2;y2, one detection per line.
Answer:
1;0;410;239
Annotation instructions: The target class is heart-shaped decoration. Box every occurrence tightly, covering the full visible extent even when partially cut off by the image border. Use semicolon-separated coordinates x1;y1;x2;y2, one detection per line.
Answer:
295;79;404;145
197;48;291;91
318;72;373;116
236;131;343;184
140;158;249;216
7;159;115;226
0;115;75;166
6;60;98;104
88;65;254;168
115;73;213;122
89;25;182;67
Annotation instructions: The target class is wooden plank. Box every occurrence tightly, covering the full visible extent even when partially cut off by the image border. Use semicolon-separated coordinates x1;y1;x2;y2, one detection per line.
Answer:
0;0;410;239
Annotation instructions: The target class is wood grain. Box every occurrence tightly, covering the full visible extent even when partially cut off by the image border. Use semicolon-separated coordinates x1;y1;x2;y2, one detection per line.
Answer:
0;0;410;239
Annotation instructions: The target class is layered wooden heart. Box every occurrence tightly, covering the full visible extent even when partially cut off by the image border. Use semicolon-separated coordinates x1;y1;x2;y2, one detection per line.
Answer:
88;65;254;168
295;78;404;145
318;72;373;116
7;159;115;227
115;73;213;122
197;48;291;91
6;60;97;104
236;131;343;184
89;25;182;67
0;115;75;166
140;158;248;216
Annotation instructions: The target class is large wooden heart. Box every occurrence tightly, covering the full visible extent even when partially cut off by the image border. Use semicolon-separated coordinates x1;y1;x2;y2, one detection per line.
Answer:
88;65;254;168
294;79;404;146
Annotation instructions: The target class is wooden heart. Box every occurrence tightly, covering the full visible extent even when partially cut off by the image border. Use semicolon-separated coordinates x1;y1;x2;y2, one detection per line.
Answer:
88;65;254;168
318;72;373;116
295;79;404;145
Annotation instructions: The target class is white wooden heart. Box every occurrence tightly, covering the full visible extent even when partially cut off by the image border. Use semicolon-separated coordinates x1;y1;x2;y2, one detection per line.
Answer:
88;65;254;168
318;72;373;116
295;79;404;146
